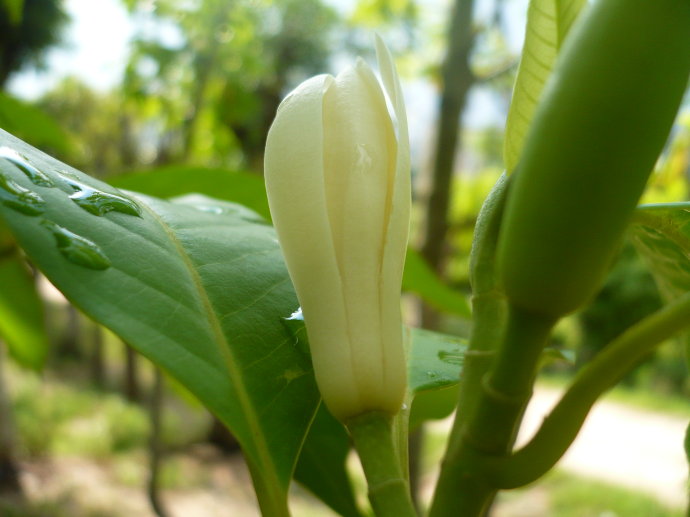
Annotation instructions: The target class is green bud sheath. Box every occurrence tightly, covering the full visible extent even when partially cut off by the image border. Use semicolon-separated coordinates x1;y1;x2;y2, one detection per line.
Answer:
497;0;690;319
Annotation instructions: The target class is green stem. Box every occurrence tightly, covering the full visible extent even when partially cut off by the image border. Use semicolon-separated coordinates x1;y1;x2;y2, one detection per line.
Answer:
450;173;509;450
429;305;555;517
486;291;690;488
347;411;417;517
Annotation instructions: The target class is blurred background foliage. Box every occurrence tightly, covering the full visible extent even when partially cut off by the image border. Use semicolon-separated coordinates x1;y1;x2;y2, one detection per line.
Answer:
0;0;689;515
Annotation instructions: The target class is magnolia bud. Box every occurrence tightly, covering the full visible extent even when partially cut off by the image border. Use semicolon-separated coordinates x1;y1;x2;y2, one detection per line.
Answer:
264;37;410;421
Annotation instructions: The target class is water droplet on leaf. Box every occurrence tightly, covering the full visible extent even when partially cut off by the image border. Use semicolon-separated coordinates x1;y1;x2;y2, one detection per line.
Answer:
286;307;304;321
59;175;141;217
192;205;224;215
438;350;463;367
40;220;111;270
0;147;54;187
0;174;45;215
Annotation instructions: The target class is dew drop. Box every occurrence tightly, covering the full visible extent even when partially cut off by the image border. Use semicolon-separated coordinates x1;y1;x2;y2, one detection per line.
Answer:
59;175;141;217
0;147;55;187
193;205;224;215
40;220;111;270
438;350;463;367
0;174;45;215
286;307;304;321
426;371;438;378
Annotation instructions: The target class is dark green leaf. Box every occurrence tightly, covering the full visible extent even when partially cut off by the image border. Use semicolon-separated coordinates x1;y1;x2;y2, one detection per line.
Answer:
408;327;466;394
0;129;319;514
0;250;48;370
295;405;365;517
108;165;271;220
630;203;690;364
402;249;471;318
409;385;459;430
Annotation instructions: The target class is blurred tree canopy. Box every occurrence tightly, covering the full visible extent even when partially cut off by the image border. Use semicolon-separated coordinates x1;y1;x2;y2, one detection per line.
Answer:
0;0;68;89
121;0;339;172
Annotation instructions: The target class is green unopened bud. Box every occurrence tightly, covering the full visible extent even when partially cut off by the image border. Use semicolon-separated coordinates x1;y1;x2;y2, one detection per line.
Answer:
264;36;410;421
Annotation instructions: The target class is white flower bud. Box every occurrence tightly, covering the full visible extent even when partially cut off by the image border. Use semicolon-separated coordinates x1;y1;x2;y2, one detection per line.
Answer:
264;37;410;421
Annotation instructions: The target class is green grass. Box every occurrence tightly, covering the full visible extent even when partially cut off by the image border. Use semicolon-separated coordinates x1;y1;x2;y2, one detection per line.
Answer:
7;359;210;458
532;470;683;517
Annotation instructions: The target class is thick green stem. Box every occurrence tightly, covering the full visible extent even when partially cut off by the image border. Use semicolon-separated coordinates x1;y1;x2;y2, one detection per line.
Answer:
429;305;555;517
347;411;417;517
486;291;690;488
428;175;519;517
453;173;509;434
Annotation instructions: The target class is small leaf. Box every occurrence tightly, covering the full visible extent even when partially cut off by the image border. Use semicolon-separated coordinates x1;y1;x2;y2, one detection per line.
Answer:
402;249;471;318
409;385;459;430
630;203;690;361
408;327;467;394
504;0;586;173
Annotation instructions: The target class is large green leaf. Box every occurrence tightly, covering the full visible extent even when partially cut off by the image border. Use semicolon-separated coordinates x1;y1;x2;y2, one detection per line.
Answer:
0;129;319;515
503;0;586;173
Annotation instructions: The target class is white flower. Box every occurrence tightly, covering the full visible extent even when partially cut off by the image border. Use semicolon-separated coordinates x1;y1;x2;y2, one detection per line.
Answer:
264;36;410;421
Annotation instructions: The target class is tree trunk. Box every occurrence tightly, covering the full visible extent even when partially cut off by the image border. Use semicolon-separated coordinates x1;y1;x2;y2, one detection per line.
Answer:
123;343;141;402
419;0;477;329
90;323;105;389
0;342;21;494
57;304;81;359
148;367;169;517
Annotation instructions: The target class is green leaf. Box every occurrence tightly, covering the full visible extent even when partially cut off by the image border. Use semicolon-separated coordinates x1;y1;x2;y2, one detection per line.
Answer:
409;385;459;430
408;327;466;394
111;170;470;319
503;0;586;173
0;92;72;155
108;165;271;220
630;203;690;361
630;203;690;304
295;405;365;517
402;249;471;318
0;129;319;515
0;247;48;370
